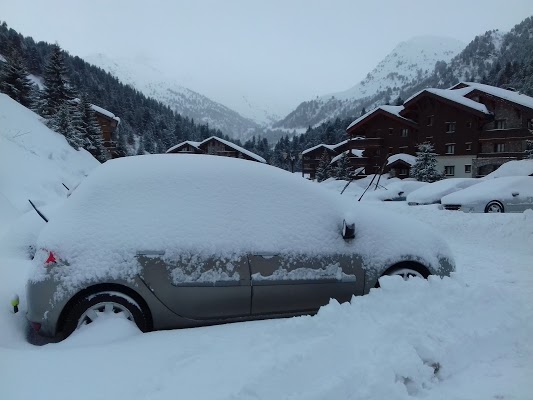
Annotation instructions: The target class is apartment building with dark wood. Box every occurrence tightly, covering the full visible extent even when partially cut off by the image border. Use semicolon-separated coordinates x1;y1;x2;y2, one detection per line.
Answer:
310;82;533;179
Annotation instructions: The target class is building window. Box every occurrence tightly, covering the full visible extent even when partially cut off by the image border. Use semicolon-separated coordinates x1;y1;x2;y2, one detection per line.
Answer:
446;144;455;154
465;165;472;174
444;166;455;176
494;143;505;153
427;115;434;126
528;119;533;130
399;168;409;176
446;122;456;133
466;120;472;128
401;128;409;137
389;147;394;154
495;119;507;129
465;142;472;151
389;128;394;135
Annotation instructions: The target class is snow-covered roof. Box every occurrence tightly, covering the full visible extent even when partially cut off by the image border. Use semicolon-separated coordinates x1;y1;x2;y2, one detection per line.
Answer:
346;105;416;131
201;136;266;163
71;98;121;123
387;153;416;166
404;88;491;115
301;143;337;155
457;82;533;110
166;137;266;163
330;149;364;164
166;141;202;153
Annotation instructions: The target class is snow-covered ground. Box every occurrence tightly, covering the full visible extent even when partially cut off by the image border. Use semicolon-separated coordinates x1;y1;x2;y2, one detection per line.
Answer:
1;202;532;399
1;96;532;399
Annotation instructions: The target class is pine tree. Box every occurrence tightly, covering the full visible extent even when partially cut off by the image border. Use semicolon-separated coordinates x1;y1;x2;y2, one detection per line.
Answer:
316;150;332;182
525;140;533;159
40;45;74;117
0;50;35;107
409;142;444;182
334;152;352;180
49;103;84;149
76;96;109;162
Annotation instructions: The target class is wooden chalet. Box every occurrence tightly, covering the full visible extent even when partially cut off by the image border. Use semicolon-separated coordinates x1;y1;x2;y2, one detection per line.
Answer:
166;136;266;163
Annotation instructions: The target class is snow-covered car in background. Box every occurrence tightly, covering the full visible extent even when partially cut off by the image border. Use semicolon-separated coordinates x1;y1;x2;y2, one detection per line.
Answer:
441;176;533;213
26;155;454;340
483;159;533;179
407;178;481;206
363;180;428;201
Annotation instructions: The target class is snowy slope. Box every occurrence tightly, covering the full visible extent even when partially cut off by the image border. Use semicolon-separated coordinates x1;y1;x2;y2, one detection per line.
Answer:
0;94;99;215
85;53;262;139
275;36;465;129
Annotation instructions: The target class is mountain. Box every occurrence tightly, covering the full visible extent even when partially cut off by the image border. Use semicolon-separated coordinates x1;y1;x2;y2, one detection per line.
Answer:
85;53;262;140
274;36;465;130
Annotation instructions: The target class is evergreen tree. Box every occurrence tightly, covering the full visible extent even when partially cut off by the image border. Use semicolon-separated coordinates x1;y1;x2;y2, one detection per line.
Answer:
77;96;109;162
525;140;533;159
0;50;34;107
40;45;73;117
334;152;352;180
315;150;332;182
49;103;84;149
410;142;443;182
394;95;404;106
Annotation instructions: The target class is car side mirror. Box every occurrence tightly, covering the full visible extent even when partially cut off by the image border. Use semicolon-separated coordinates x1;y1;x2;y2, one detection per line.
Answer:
512;192;519;197
342;219;355;240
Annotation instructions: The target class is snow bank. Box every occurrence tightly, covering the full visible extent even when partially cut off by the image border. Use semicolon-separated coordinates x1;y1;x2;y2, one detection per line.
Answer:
0;94;100;213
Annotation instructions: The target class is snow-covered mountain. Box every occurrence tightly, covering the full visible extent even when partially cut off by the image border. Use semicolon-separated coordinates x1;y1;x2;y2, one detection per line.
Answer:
85;54;262;140
274;36;465;130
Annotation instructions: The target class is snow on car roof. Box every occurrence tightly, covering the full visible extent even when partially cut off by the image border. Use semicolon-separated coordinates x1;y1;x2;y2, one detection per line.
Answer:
483;160;533;179
406;178;480;205
441;176;533;205
34;155;452;294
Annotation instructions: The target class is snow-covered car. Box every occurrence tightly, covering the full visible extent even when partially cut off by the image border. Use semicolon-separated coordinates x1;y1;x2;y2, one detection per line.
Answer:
483;159;533;179
26;155;455;340
363;180;428;201
441;176;533;213
407;178;481;206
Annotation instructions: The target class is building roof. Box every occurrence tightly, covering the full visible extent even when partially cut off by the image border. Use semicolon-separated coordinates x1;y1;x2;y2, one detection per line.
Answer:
167;136;266;163
330;149;364;164
387;153;416;166
346;105;416;131
404;88;491;115
71;98;121;123
453;82;533;110
166;141;202;153
301;143;338;155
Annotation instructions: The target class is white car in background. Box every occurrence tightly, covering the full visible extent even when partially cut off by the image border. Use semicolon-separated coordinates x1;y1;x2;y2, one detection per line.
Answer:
407;178;481;206
363;180;428;201
441;176;533;213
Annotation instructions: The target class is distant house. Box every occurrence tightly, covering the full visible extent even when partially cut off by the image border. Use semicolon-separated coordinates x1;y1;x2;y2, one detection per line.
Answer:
344;82;533;178
166;136;266;163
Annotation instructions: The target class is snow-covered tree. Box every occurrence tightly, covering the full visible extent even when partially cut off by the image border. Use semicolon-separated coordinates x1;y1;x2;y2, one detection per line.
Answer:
40;45;74;117
316;150;332;182
410;142;444;182
0;50;35;107
525;140;533;159
48;103;84;150
334;152;352;180
76;96;109;162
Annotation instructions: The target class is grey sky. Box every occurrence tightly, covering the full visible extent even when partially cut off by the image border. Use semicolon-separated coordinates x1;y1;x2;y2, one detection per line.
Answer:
2;0;532;117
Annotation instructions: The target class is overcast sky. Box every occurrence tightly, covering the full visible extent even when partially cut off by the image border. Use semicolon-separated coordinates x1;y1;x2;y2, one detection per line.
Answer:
2;0;532;117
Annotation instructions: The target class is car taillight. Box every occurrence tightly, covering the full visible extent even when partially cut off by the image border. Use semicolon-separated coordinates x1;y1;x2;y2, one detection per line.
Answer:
44;251;56;265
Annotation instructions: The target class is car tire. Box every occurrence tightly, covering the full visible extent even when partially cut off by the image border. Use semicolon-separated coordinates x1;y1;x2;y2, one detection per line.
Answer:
62;291;149;338
485;201;504;213
375;265;428;288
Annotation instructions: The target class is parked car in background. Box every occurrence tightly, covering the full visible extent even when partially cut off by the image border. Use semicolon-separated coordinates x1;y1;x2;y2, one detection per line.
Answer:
441;176;533;213
25;155;454;340
363;180;428;201
407;178;481;206
483;159;533;179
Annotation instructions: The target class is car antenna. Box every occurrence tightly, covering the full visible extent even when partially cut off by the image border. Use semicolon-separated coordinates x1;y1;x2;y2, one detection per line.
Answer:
358;160;388;201
340;167;364;195
28;199;49;223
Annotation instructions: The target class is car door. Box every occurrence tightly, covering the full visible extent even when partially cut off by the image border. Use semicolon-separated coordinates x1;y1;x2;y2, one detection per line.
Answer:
137;252;251;320
248;253;364;315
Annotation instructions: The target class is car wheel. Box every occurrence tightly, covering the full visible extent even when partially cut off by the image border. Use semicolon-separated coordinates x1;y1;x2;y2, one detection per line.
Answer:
62;291;149;338
485;201;504;213
375;266;428;288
